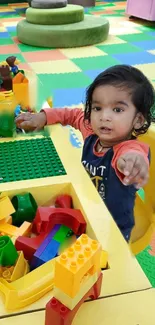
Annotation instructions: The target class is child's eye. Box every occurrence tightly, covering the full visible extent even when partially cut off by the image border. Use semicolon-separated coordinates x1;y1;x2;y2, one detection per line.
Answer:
113;107;123;113
92;106;101;111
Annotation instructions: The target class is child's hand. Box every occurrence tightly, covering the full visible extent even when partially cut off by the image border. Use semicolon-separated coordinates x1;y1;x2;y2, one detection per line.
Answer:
117;152;149;189
15;112;47;131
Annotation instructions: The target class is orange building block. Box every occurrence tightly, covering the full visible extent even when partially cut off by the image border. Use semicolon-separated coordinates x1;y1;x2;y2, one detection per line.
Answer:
0;221;32;237
13;72;29;108
54;234;101;298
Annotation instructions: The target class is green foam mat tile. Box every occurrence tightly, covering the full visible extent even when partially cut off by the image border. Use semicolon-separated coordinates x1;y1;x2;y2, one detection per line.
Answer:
97;43;142;54
136;246;155;287
0;53;26;64
119;33;155;42
0;137;66;183
72;56;121;71
38;73;92;90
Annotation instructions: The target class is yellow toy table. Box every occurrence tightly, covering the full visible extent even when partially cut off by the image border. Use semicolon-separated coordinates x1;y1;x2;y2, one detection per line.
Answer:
0;93;154;323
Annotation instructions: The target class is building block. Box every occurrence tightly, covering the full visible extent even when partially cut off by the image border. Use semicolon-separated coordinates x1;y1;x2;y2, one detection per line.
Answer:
54;234;101;298
45;272;103;325
0;258;55;311
55;195;73;209
100;250;108;269
13;72;29;108
53;225;71;243
0;215;12;225
31;238;60;269
32;207;86;236
0;137;66;183
15;232;48;261
30;224;60;269
54;271;100;310
39;238;60;263
0;221;32;238
0;196;15;220
0;251;29;282
0;65;12;91
11;192;38;226
0;235;18;267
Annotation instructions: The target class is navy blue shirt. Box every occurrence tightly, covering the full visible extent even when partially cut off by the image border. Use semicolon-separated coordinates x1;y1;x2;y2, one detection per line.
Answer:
81;134;149;241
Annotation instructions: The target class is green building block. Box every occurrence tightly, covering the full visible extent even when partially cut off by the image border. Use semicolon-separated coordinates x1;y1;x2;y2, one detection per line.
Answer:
0;137;66;183
0;236;18;267
136;246;155;287
53;225;72;243
11;193;38;226
0;112;15;138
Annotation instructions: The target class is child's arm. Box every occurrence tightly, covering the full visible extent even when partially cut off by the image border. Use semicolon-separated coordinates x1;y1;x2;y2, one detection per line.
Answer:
43;108;93;140
15;107;93;140
111;140;150;189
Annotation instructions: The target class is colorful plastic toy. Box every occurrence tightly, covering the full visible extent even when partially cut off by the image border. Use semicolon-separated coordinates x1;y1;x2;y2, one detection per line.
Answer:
11;192;38;226
32;207;86;235
0;236;18;267
45;234;103;325
30;224;72;269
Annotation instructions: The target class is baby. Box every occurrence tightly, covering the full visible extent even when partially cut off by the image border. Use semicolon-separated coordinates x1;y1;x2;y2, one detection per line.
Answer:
16;65;155;241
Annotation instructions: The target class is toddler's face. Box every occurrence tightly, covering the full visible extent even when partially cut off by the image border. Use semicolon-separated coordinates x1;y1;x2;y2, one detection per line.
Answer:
90;85;144;146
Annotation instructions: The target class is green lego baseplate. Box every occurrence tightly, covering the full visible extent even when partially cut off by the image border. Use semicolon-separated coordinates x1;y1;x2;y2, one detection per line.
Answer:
0;136;66;183
136;246;155;287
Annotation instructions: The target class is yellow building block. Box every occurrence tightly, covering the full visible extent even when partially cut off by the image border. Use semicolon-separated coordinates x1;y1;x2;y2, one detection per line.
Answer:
0;258;55;310
0;251;29;282
0;221;32;238
100;250;108;269
13;72;29;108
54;234;101;298
54;271;101;310
0;196;15;220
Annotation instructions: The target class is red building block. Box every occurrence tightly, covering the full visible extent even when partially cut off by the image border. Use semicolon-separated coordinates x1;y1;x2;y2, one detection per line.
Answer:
55;195;73;209
15;232;47;261
45;273;103;325
32;207;86;236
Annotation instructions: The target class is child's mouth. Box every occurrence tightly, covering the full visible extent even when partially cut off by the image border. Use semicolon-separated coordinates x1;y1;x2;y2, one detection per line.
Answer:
99;127;112;134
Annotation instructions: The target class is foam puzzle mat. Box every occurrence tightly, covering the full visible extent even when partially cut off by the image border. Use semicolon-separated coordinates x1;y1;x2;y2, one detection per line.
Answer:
0;0;155;287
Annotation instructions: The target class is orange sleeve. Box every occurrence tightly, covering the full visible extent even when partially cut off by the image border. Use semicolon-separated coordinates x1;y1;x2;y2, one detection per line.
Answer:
43;108;93;140
111;140;150;182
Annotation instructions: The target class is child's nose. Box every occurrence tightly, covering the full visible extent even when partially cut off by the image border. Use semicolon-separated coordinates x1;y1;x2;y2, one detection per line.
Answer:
100;109;111;121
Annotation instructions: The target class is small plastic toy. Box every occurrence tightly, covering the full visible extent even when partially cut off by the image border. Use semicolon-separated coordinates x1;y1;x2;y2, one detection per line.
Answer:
6;56;20;76
45;234;103;325
0;236;18;267
32;207;86;235
11;192;38;226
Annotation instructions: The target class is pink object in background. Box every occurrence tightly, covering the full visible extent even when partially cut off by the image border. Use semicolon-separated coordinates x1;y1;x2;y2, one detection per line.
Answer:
126;0;155;21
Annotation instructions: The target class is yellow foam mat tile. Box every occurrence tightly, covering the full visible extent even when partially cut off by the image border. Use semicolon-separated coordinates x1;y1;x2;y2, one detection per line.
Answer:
2;22;19;27
0;26;7;32
110;27;142;35
97;35;126;46
29;60;81;74
134;63;155;80
148;50;155;55
60;46;107;59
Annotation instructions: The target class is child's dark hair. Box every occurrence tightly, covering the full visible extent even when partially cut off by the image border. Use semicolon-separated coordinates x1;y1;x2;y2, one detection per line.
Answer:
84;64;155;136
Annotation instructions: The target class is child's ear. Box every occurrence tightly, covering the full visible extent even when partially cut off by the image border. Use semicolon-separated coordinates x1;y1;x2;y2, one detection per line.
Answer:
133;112;145;129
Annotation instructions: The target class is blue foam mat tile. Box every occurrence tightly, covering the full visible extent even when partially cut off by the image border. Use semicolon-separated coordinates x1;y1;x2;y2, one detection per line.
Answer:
84;68;105;80
112;51;155;65
131;40;155;51
0;32;10;38
53;88;86;107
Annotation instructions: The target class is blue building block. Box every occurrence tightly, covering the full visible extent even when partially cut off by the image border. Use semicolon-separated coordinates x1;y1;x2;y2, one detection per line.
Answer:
31;238;60;269
30;224;60;269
